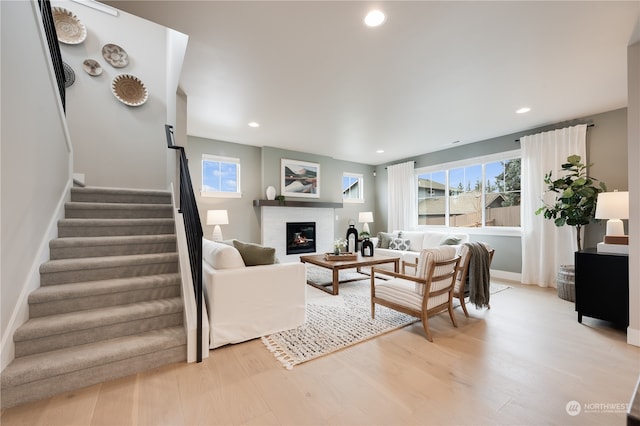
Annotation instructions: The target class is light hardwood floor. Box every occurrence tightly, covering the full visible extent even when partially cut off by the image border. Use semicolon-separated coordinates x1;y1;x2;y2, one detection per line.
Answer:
2;280;639;425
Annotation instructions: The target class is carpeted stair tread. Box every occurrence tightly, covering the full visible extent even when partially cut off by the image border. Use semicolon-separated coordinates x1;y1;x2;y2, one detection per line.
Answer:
1;326;186;388
40;252;178;274
70;187;171;204
65;202;173;219
49;235;177;259
29;273;181;304
14;297;183;342
57;218;175;237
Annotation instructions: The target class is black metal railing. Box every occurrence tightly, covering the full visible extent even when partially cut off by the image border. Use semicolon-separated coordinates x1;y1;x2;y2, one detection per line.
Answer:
166;124;203;362
38;0;65;112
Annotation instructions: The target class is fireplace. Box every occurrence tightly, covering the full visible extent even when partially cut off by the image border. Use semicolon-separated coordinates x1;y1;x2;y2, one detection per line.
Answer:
286;222;316;255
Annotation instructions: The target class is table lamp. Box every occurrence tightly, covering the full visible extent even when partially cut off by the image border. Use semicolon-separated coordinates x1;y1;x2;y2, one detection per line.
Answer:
207;209;229;241
358;212;373;236
595;190;628;253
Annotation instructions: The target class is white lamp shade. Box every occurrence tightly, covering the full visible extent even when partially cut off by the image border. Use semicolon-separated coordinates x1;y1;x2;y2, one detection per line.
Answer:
358;212;374;223
595;191;629;220
595;191;628;237
206;210;229;225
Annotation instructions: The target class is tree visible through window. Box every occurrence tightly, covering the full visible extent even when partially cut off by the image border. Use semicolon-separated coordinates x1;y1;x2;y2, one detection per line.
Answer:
202;154;241;198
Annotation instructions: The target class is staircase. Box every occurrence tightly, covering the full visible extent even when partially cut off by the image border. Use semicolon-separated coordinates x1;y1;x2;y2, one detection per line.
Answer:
1;187;187;409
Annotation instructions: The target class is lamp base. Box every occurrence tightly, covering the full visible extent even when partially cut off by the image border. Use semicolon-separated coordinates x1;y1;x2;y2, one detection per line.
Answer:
605;219;624;236
212;225;223;241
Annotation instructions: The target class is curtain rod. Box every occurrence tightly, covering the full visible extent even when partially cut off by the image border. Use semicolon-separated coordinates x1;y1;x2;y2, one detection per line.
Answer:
384;160;416;170
515;123;594;142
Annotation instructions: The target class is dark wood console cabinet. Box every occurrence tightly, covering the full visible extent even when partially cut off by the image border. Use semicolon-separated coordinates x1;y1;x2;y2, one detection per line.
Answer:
575;248;629;327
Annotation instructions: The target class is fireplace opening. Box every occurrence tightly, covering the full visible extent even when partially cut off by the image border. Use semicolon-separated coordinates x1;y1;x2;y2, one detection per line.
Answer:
286;222;316;255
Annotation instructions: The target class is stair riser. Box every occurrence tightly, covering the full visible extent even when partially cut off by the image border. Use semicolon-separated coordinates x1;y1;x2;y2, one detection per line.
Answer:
70;191;171;205
40;262;179;286
50;241;177;260
15;313;183;357
58;224;175;238
30;285;181;318
1;345;185;410
65;206;173;219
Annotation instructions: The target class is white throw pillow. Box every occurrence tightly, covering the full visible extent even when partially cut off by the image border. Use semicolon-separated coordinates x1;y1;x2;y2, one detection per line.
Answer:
422;232;448;249
400;231;426;252
202;238;245;269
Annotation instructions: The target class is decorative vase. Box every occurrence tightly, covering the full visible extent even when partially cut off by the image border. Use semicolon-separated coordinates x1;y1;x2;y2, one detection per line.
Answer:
361;238;374;257
346;225;358;252
266;185;276;200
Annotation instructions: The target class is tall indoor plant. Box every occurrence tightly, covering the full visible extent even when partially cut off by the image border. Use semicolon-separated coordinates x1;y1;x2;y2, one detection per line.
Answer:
535;155;607;251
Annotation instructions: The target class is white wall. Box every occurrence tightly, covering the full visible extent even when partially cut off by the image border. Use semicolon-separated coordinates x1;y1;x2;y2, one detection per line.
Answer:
1;0;72;368
52;0;169;189
627;40;640;347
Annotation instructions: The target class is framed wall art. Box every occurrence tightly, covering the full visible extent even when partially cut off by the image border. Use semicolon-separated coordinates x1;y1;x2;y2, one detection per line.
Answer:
281;159;320;198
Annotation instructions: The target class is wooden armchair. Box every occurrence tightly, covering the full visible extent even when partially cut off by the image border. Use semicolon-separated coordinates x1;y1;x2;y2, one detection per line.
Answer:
454;243;495;317
370;246;461;342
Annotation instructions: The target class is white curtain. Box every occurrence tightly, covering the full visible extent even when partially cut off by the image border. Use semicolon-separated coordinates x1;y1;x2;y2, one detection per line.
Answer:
521;124;587;287
387;161;417;231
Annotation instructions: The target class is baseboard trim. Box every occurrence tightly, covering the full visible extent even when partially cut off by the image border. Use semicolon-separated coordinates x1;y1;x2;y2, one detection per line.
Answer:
1;180;72;370
628;326;640;347
491;269;521;284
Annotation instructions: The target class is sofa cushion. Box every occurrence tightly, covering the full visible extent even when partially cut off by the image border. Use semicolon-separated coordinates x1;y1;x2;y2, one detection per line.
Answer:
202;239;245;269
421;232;448;249
389;238;411;251
232;240;277;266
376;231;397;249
399;231;425;251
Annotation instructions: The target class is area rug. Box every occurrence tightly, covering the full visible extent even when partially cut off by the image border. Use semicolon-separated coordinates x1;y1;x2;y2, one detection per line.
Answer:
262;279;416;370
262;267;511;369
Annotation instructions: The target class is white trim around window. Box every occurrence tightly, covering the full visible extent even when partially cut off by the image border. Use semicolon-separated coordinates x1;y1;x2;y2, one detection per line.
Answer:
342;172;364;203
201;154;242;198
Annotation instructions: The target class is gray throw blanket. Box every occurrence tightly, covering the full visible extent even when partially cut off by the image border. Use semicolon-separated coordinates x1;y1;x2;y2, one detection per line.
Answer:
465;242;491;309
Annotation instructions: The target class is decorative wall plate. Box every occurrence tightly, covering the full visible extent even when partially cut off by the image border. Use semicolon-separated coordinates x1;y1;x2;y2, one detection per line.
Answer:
111;74;148;106
82;59;102;76
52;7;87;44
63;62;75;88
102;44;129;68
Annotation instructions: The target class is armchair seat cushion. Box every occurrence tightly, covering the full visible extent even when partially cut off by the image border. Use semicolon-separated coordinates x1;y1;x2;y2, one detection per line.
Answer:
375;279;422;310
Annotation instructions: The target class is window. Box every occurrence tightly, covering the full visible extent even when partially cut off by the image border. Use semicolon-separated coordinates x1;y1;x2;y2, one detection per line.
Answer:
342;172;364;203
201;154;241;198
417;170;446;225
416;151;520;228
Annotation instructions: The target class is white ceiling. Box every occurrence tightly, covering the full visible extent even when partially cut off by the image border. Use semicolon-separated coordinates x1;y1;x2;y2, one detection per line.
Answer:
103;1;639;165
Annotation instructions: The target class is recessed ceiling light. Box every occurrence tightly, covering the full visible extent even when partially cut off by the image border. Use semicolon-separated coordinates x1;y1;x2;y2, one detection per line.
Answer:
364;10;385;27
248;122;260;128
516;107;531;114
376;149;385;154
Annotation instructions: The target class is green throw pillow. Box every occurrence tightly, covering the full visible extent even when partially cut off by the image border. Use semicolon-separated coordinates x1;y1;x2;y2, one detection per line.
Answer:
376;232;395;249
232;240;276;266
440;235;462;246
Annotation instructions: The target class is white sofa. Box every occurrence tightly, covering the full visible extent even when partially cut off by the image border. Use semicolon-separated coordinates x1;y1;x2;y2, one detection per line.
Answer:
202;238;306;349
371;230;470;267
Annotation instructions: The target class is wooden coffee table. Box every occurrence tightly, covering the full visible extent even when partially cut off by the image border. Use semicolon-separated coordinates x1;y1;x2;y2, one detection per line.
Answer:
300;253;400;295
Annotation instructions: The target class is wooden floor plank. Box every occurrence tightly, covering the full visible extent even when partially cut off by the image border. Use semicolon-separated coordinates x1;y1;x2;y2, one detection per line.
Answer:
2;280;639;425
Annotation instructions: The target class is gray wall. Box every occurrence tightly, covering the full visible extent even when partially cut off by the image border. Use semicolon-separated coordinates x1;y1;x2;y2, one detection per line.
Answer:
375;107;628;274
186;139;377;243
1;0;72;366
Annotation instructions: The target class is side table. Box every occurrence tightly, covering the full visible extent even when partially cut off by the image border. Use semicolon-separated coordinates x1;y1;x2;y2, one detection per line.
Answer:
574;248;629;327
